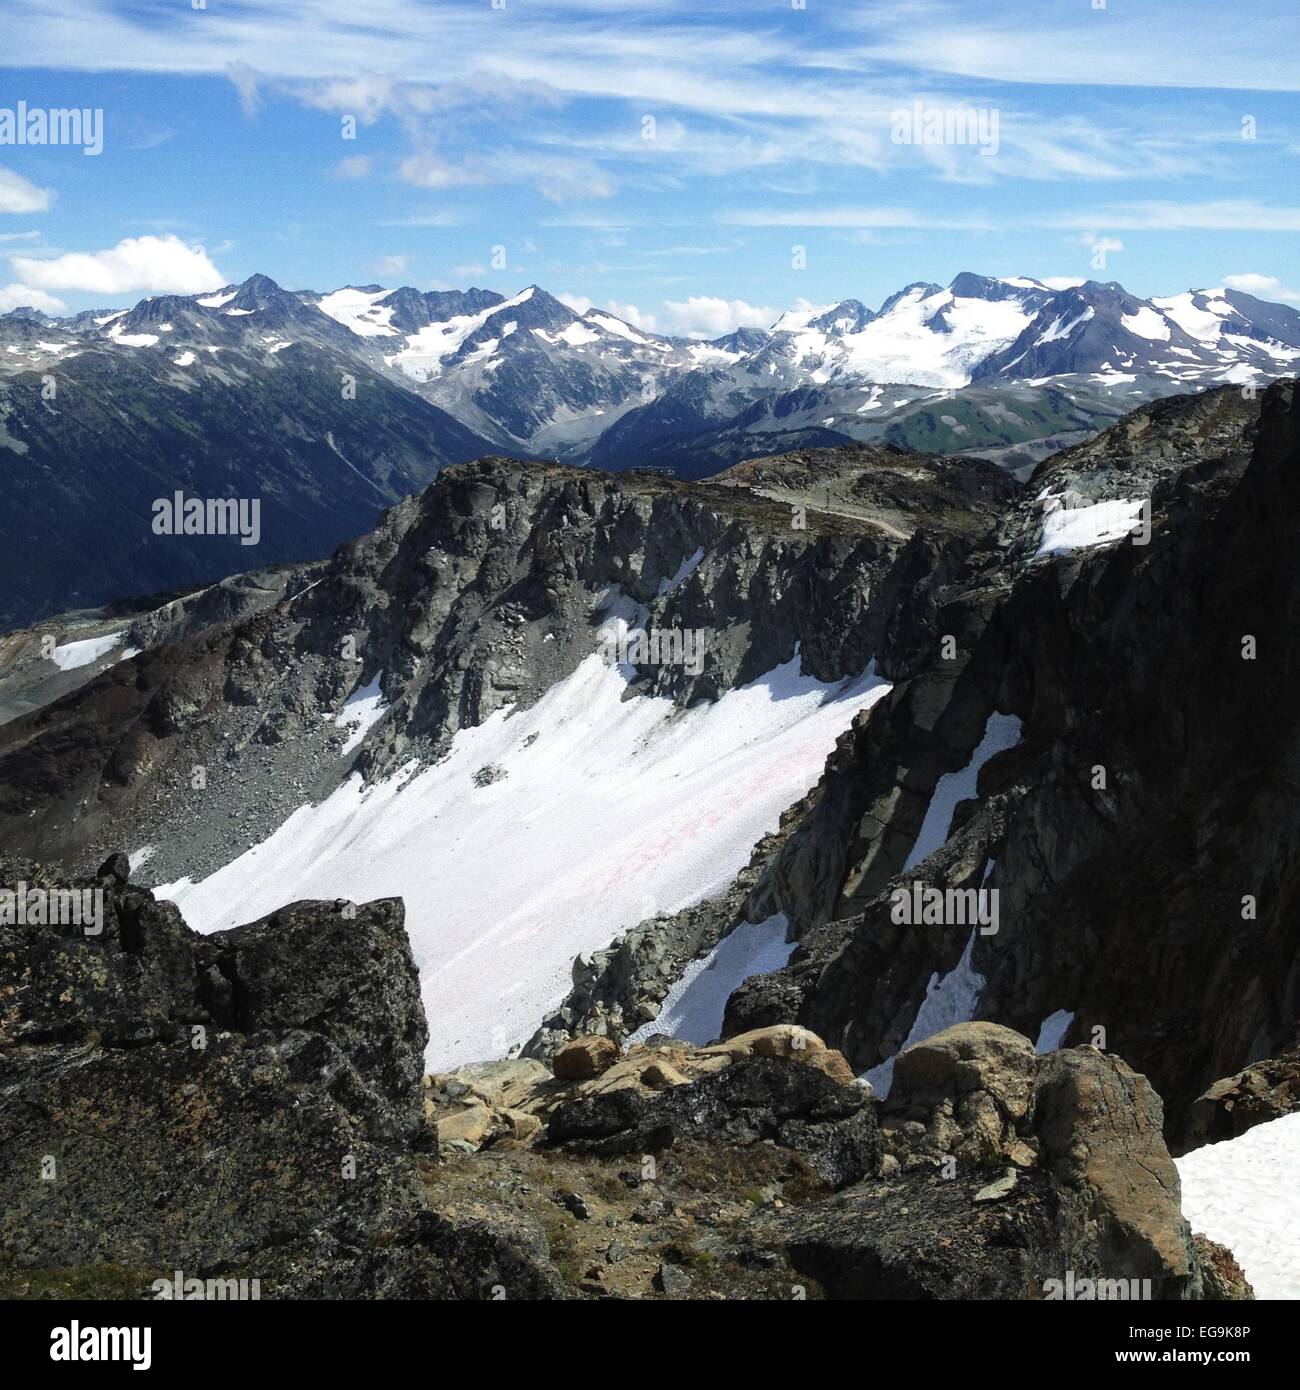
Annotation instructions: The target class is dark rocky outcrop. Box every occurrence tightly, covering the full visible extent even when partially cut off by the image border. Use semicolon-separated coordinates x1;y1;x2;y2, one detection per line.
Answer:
0;855;566;1297
548;1056;882;1191
724;381;1300;1136
1178;1049;1300;1153
0;447;1008;892
0;868;1248;1299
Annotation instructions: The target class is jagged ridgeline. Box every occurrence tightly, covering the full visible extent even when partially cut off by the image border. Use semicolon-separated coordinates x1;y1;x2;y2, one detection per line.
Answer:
4;270;1300;628
0;378;1297;1300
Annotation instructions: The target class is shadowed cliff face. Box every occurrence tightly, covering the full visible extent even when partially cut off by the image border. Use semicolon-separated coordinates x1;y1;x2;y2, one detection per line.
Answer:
727;382;1299;1132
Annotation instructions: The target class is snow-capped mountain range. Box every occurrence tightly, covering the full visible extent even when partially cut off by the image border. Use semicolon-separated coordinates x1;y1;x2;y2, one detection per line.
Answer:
7;269;1299;468
3;267;1299;627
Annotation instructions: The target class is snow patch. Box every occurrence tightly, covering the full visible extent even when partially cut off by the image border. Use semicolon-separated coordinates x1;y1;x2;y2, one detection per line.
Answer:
1120;306;1171;341
317;287;398;338
656;547;704;596
107;323;159;348
51;630;125;670
862;929;985;1099
627;913;795;1047
587;312;653;345
1036;497;1146;558
159;654;892;1069
387;287;535;383
1034;1009;1075;1053
904;713;1024;871
334;671;389;755
1176;1112;1300;1300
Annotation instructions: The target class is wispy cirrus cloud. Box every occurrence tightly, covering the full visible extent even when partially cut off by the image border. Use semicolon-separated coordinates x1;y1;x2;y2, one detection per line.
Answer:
1045;200;1300;232
847;0;1300;91
720;206;998;232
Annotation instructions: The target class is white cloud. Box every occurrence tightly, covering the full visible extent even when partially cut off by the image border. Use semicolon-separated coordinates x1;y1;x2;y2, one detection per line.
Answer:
11;235;226;295
557;292;593;315
373;254;409;277
398;150;487;191
607;300;657;332
400;148;613;202
0;167;54;215
854;2;1300;92
494;153;614;203
1223;272;1300;304
333;154;372;180
381;211;465;228
226;63;262;118
661;296;777;338
0;282;67;313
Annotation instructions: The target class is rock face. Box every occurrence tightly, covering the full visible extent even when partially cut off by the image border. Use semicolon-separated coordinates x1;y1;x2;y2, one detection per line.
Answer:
724;381;1300;1136
0;445;1008;896
0;855;561;1297
771;1025;1217;1300
1179;1050;1300;1153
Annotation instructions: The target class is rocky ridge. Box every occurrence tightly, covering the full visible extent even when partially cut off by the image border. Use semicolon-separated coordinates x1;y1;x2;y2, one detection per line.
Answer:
0;857;1251;1301
724;381;1299;1133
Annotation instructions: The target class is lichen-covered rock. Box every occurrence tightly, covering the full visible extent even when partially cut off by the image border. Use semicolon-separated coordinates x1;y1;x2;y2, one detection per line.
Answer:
0;857;533;1298
1032;1046;1198;1292
548;1055;882;1190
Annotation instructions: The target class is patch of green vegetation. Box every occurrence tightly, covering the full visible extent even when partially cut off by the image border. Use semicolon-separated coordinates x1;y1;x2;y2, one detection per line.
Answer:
0;1263;157;1301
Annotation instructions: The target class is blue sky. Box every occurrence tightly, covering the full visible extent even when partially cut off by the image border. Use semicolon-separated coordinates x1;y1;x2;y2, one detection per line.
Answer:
1;0;1299;334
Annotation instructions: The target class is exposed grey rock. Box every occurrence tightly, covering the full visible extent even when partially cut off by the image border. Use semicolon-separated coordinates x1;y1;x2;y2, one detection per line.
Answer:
724;381;1300;1136
548;1055;883;1190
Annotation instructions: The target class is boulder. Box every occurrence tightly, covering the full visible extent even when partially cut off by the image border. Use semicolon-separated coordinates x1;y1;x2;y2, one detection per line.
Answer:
887;1022;1039;1166
549;1056;882;1190
1180;1050;1300;1153
430;1057;551;1111
1032;1046;1198;1293
435;1104;498;1150
0;861;516;1298
553;1035;619;1080
640;1059;690;1089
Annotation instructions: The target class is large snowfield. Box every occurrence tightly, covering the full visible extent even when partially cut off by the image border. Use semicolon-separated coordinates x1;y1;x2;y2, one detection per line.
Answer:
161;655;890;1069
1176;1112;1300;1301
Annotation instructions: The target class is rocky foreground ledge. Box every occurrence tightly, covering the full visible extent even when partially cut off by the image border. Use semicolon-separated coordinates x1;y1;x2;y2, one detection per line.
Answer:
0;859;1254;1300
